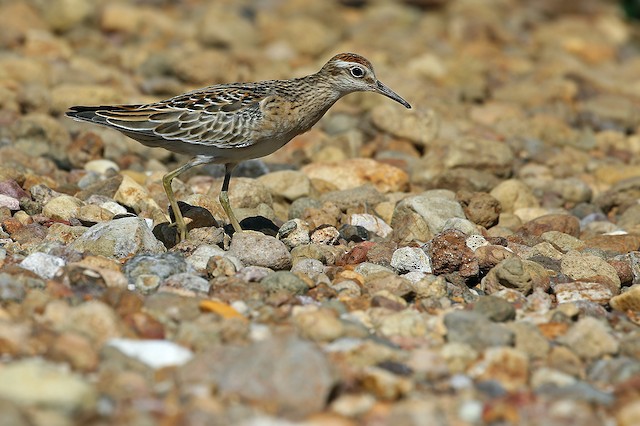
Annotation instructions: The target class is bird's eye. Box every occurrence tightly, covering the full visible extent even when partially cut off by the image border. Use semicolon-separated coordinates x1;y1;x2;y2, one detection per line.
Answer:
350;66;365;78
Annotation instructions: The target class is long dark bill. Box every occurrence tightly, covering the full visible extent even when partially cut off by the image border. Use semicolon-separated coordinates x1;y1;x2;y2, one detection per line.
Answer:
376;81;412;109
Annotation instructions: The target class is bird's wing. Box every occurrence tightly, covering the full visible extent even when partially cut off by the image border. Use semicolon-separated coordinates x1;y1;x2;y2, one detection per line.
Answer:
66;84;273;148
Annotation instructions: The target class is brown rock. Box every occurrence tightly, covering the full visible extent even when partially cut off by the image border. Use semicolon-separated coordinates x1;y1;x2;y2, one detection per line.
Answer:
582;234;640;255
518;214;580;238
475;244;517;271
301;159;409;193
426;229;479;278
457;191;501;228
610;285;640;312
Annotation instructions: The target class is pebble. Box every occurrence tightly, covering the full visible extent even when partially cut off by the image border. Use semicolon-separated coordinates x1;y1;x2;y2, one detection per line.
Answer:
392;191;467;242
229;231;292;270
105;338;193;369
558;316;620;360
444;311;514;351
71;217;166;259
260;271;309;296
301;158;409;193
19;252;65;279
42;194;84;221
610;284;640;312
349;213;393;238
0;358;97;414
390;246;432;274
560;250;622;289
180;334;336;419
472;296;516;322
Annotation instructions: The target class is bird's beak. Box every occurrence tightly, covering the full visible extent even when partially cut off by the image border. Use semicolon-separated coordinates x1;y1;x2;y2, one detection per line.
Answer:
375;80;411;109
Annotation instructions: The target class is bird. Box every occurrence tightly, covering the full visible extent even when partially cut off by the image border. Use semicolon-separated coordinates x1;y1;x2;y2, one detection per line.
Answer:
66;53;411;241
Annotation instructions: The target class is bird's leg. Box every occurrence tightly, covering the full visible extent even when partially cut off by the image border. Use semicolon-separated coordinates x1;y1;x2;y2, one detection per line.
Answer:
220;162;242;234
162;156;212;241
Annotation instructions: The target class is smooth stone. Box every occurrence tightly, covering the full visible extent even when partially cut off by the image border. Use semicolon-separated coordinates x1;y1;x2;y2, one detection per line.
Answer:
42;194;84;221
301;158;409;193
70;217;166;259
371;105;439;146
473;296;516;322
349;213;392;238
257;170;311;201
260;271;308;295
229;231;292;270
490;179;540;213
105;338;193;369
185;244;226;271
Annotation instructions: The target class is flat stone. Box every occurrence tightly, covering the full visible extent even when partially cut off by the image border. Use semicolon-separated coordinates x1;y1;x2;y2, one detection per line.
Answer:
71;217;166;259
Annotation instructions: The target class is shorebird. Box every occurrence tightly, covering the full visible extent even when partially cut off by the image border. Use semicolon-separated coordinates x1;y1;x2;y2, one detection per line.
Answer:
67;53;411;241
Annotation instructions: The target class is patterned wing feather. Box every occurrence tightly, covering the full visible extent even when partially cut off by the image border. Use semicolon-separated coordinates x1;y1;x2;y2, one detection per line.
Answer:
66;84;270;149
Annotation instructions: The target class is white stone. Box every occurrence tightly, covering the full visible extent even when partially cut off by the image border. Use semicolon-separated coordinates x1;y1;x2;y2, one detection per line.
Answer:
19;252;65;279
106;338;193;369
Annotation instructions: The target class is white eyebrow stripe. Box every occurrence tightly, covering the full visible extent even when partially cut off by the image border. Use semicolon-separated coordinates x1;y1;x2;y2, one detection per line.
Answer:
334;60;360;68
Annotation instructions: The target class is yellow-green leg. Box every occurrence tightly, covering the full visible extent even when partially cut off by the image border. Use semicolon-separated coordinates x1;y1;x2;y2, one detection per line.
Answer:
220;163;242;234
162;157;212;241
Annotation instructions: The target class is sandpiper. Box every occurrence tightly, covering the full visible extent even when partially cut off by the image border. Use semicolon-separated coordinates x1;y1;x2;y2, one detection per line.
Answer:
67;53;411;241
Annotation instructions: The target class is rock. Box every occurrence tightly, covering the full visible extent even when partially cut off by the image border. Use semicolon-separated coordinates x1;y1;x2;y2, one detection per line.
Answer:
0;358;97;414
58;300;122;347
344;217;385;241
364;271;413;298
518;214;581;238
540;231;586;252
444;310;514;351
257;170;311;201
482;257;549;295
390;247;432;274
469;347;529;391
71;217;166;259
179;334;336;419
42;194;84;221
506;322;551;359
293;307;345;342
441;137;514;177
185;244;226;271
161;273;211;295
457;191;501;228
19;252;65;279
560;251;621;289
301;159;409;193
229;231;292;270
320;184;387;211
582;234;640;255
105;338;193;369
473;296;516;322
310;225;340;245
425;229;478;278
371;105;439;146
123;252;187;285
554;281;616;305
373;309;427;338
475;244;517;271
391;191;467;242
610;284;640;312
558;317;619;360
260;271;308;296
490;179;540;213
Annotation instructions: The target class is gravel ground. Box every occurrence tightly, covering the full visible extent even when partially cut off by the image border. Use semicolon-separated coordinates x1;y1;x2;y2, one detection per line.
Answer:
1;0;640;425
